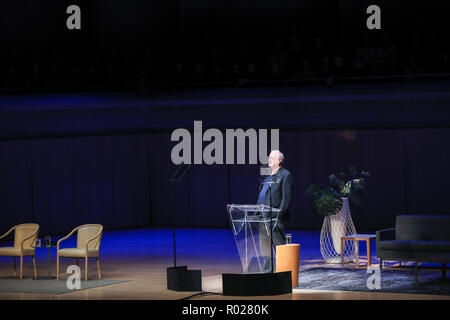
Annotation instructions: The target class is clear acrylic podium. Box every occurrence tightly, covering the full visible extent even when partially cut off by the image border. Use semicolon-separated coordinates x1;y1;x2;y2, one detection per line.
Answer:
227;204;281;273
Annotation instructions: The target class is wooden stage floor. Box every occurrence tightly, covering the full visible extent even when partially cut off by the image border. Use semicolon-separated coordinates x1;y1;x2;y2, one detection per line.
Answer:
0;228;448;300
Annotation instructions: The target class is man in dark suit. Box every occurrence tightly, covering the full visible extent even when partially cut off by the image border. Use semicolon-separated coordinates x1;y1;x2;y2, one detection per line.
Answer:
257;150;293;272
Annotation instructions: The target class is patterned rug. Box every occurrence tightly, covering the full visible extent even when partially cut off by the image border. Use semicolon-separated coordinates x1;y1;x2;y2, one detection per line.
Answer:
296;267;450;296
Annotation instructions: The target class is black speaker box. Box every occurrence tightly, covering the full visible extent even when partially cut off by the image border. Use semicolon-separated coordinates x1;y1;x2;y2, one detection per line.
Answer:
222;271;292;296
167;266;202;291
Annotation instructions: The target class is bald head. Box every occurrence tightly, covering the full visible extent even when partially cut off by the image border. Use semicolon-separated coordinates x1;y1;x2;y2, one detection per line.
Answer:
268;150;284;172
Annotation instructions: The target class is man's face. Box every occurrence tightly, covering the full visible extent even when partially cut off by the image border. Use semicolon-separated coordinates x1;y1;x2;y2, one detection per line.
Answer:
268;152;281;168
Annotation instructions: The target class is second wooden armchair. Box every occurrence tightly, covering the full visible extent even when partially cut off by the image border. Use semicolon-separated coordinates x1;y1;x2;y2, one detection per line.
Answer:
57;224;103;281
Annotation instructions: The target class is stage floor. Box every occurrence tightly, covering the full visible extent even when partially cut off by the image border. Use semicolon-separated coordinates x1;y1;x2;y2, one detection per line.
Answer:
0;228;449;300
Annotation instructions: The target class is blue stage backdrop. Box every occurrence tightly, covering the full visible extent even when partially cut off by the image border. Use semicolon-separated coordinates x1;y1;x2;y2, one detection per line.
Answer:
1;84;450;235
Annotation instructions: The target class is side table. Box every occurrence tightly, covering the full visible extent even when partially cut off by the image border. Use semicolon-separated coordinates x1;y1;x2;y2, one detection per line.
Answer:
33;239;57;279
341;234;376;268
276;244;300;287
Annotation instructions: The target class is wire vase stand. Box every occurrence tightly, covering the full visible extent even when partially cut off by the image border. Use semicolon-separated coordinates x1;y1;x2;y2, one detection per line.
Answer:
320;198;357;264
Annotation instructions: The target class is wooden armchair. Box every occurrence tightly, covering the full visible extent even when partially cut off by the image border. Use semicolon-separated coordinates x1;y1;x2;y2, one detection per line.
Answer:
57;224;103;281
0;223;39;279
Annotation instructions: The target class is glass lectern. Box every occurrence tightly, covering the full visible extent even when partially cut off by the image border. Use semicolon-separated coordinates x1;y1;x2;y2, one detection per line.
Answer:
227;204;281;273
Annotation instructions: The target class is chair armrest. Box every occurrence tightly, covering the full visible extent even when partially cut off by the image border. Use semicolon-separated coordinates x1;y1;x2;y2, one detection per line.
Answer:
0;226;16;241
57;227;81;251
376;228;396;242
20;227;39;251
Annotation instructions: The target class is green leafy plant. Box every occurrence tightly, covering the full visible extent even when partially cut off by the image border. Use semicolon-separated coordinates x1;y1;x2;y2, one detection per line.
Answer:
305;166;370;216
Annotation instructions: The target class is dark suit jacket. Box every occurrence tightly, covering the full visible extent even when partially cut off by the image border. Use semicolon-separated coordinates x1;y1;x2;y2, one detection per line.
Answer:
257;167;293;222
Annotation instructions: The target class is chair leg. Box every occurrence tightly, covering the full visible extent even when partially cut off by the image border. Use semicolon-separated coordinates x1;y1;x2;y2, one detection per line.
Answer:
96;257;101;280
13;257;17;276
76;259;79;267
20;256;23;280
56;255;60;280
85;257;88;281
33;256;37;279
380;258;383;270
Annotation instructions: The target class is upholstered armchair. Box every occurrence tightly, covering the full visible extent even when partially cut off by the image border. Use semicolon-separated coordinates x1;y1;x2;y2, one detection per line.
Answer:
57;224;103;281
0;223;40;279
